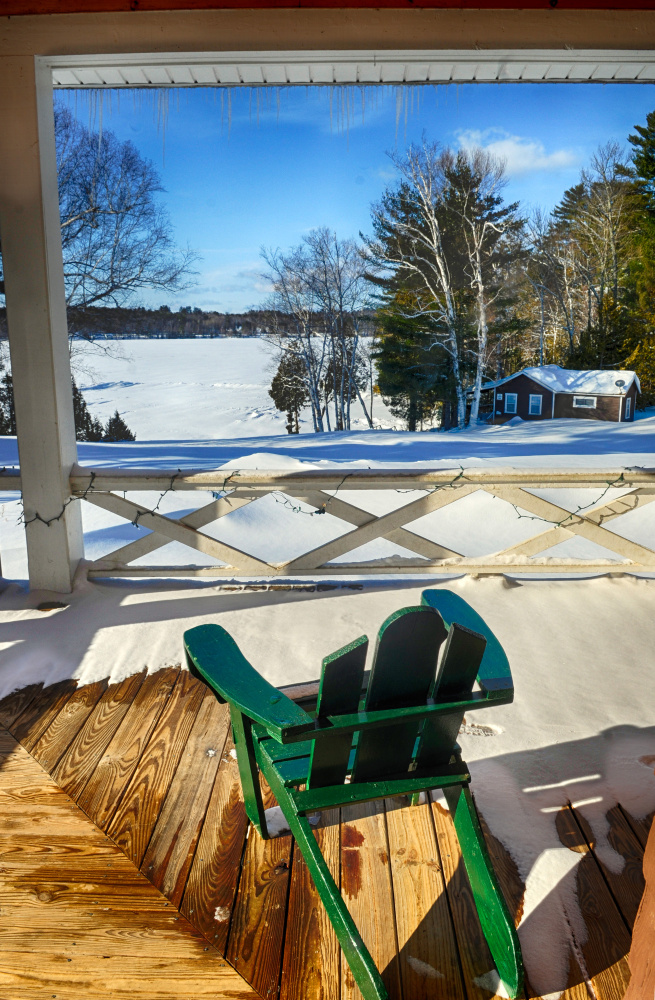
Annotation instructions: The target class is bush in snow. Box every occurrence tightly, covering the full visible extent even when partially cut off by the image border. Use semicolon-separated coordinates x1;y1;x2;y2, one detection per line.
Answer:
103;410;136;442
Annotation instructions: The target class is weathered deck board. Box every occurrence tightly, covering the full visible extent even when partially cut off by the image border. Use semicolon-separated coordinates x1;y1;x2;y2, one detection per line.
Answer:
226;781;294;998
9;678;77;749
385;795;466;1000
106;670;205;866
555;806;632;1000
430;791;512;1000
340;800;402;1000
0;726;257;1000
3;668;640;1000
30;678;108;772
141;692;230;905
280;807;341;1000
180;733;249;953
573;804;646;930
621;805;654;851
0;682;43;729
77;668;178;830
53;672;147;801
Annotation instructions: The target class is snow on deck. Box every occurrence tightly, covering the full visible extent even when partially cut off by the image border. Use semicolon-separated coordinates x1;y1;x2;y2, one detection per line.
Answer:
0;573;653;996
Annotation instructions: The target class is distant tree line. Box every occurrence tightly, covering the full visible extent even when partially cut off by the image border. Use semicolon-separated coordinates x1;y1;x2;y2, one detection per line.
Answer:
0;306;318;343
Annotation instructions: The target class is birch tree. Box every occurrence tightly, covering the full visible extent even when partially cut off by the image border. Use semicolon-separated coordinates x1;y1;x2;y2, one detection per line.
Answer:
440;149;523;423
363;142;468;426
364;141;522;427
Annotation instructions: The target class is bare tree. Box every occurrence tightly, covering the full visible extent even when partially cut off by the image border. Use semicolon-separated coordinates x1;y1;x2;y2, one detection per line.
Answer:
525;143;636;364
56;107;197;311
261;229;372;432
302;228;373;430
261;244;328;432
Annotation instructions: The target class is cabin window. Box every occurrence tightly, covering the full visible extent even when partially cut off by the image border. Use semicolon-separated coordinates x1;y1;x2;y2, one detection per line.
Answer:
504;393;517;414
529;394;542;415
625;396;632;419
573;396;597;408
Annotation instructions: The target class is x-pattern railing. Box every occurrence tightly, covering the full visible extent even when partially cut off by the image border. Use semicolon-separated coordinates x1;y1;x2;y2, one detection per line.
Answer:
54;465;655;578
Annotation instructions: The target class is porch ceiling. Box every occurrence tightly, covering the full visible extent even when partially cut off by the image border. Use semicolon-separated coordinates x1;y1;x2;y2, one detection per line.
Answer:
48;48;655;87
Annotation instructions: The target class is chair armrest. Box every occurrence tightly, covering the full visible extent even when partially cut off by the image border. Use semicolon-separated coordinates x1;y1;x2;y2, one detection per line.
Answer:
279;690;512;744
184;624;314;742
421;589;513;700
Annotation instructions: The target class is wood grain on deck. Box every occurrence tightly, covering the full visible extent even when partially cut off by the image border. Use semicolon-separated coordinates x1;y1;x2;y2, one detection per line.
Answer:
0;726;256;999
0;668;648;1000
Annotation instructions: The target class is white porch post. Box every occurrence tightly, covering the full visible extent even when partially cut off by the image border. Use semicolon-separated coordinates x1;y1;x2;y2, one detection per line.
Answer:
0;56;83;592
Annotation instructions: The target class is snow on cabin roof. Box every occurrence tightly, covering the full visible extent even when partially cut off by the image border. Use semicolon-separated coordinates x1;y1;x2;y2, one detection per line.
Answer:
481;365;641;396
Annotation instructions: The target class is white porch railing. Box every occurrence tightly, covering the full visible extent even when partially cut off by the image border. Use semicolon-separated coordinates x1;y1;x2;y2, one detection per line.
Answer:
4;465;655;578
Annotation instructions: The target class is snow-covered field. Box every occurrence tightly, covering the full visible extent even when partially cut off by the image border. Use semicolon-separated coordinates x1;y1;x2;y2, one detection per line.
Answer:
0;338;654;998
76;337;394;439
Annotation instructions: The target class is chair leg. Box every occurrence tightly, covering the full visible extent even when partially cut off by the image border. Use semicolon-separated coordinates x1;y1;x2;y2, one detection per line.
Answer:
231;708;269;837
444;783;524;999
262;765;389;1000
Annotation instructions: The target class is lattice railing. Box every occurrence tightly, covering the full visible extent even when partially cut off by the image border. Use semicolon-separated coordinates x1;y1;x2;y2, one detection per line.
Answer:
60;465;655;577
3;465;655;578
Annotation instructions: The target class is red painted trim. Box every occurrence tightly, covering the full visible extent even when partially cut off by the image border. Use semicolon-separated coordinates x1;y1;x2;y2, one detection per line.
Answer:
2;0;655;14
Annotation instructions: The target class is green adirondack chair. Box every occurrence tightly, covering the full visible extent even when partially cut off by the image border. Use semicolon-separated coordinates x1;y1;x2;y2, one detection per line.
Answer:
183;588;523;1000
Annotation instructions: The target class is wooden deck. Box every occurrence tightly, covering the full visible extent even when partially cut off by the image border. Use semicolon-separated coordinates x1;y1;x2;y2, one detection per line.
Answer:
0;666;649;1000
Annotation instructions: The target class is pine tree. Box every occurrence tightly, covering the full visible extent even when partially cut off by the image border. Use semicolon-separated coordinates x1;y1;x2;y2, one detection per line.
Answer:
374;293;451;431
72;378;104;442
104;410;136;442
269;353;309;434
624;339;655;409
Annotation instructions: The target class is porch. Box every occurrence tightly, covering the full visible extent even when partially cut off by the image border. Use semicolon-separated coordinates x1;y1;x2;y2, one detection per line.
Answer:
0;575;653;1000
0;660;646;1000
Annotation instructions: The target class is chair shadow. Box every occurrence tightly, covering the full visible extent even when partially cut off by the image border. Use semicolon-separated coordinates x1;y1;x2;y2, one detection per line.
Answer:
381;725;654;999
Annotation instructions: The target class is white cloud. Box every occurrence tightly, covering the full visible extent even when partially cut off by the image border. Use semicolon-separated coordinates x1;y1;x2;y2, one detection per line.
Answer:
456;128;578;177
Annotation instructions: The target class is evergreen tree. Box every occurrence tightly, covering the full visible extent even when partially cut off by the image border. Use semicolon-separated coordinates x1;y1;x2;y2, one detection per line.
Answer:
269;353;309;434
104;410;136;442
624;338;655;409
374;293;450;430
623;110;655;326
72;378;104;441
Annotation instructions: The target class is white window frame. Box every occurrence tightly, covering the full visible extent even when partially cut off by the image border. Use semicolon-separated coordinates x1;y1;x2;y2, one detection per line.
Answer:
625;396;632;419
573;395;597;409
529;394;542;416
504;393;518;414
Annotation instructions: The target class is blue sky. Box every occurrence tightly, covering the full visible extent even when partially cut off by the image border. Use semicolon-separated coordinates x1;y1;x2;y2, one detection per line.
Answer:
58;83;655;313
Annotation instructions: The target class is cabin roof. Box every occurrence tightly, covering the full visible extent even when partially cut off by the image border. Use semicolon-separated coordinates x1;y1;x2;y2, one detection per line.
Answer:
481;365;641;396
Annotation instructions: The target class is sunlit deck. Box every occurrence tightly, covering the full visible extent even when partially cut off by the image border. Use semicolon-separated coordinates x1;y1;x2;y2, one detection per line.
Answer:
0;666;648;1000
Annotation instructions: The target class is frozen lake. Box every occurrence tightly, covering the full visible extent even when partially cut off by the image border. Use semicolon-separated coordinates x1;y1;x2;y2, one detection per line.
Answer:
76;337;395;440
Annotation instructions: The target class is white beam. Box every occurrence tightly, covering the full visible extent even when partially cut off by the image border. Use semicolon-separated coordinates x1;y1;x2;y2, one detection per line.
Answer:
47;50;655;89
0;56;83;592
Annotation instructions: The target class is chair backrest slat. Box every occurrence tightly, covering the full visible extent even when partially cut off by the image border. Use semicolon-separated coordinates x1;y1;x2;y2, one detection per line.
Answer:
307;635;367;789
350;606;447;783
416;623;486;769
